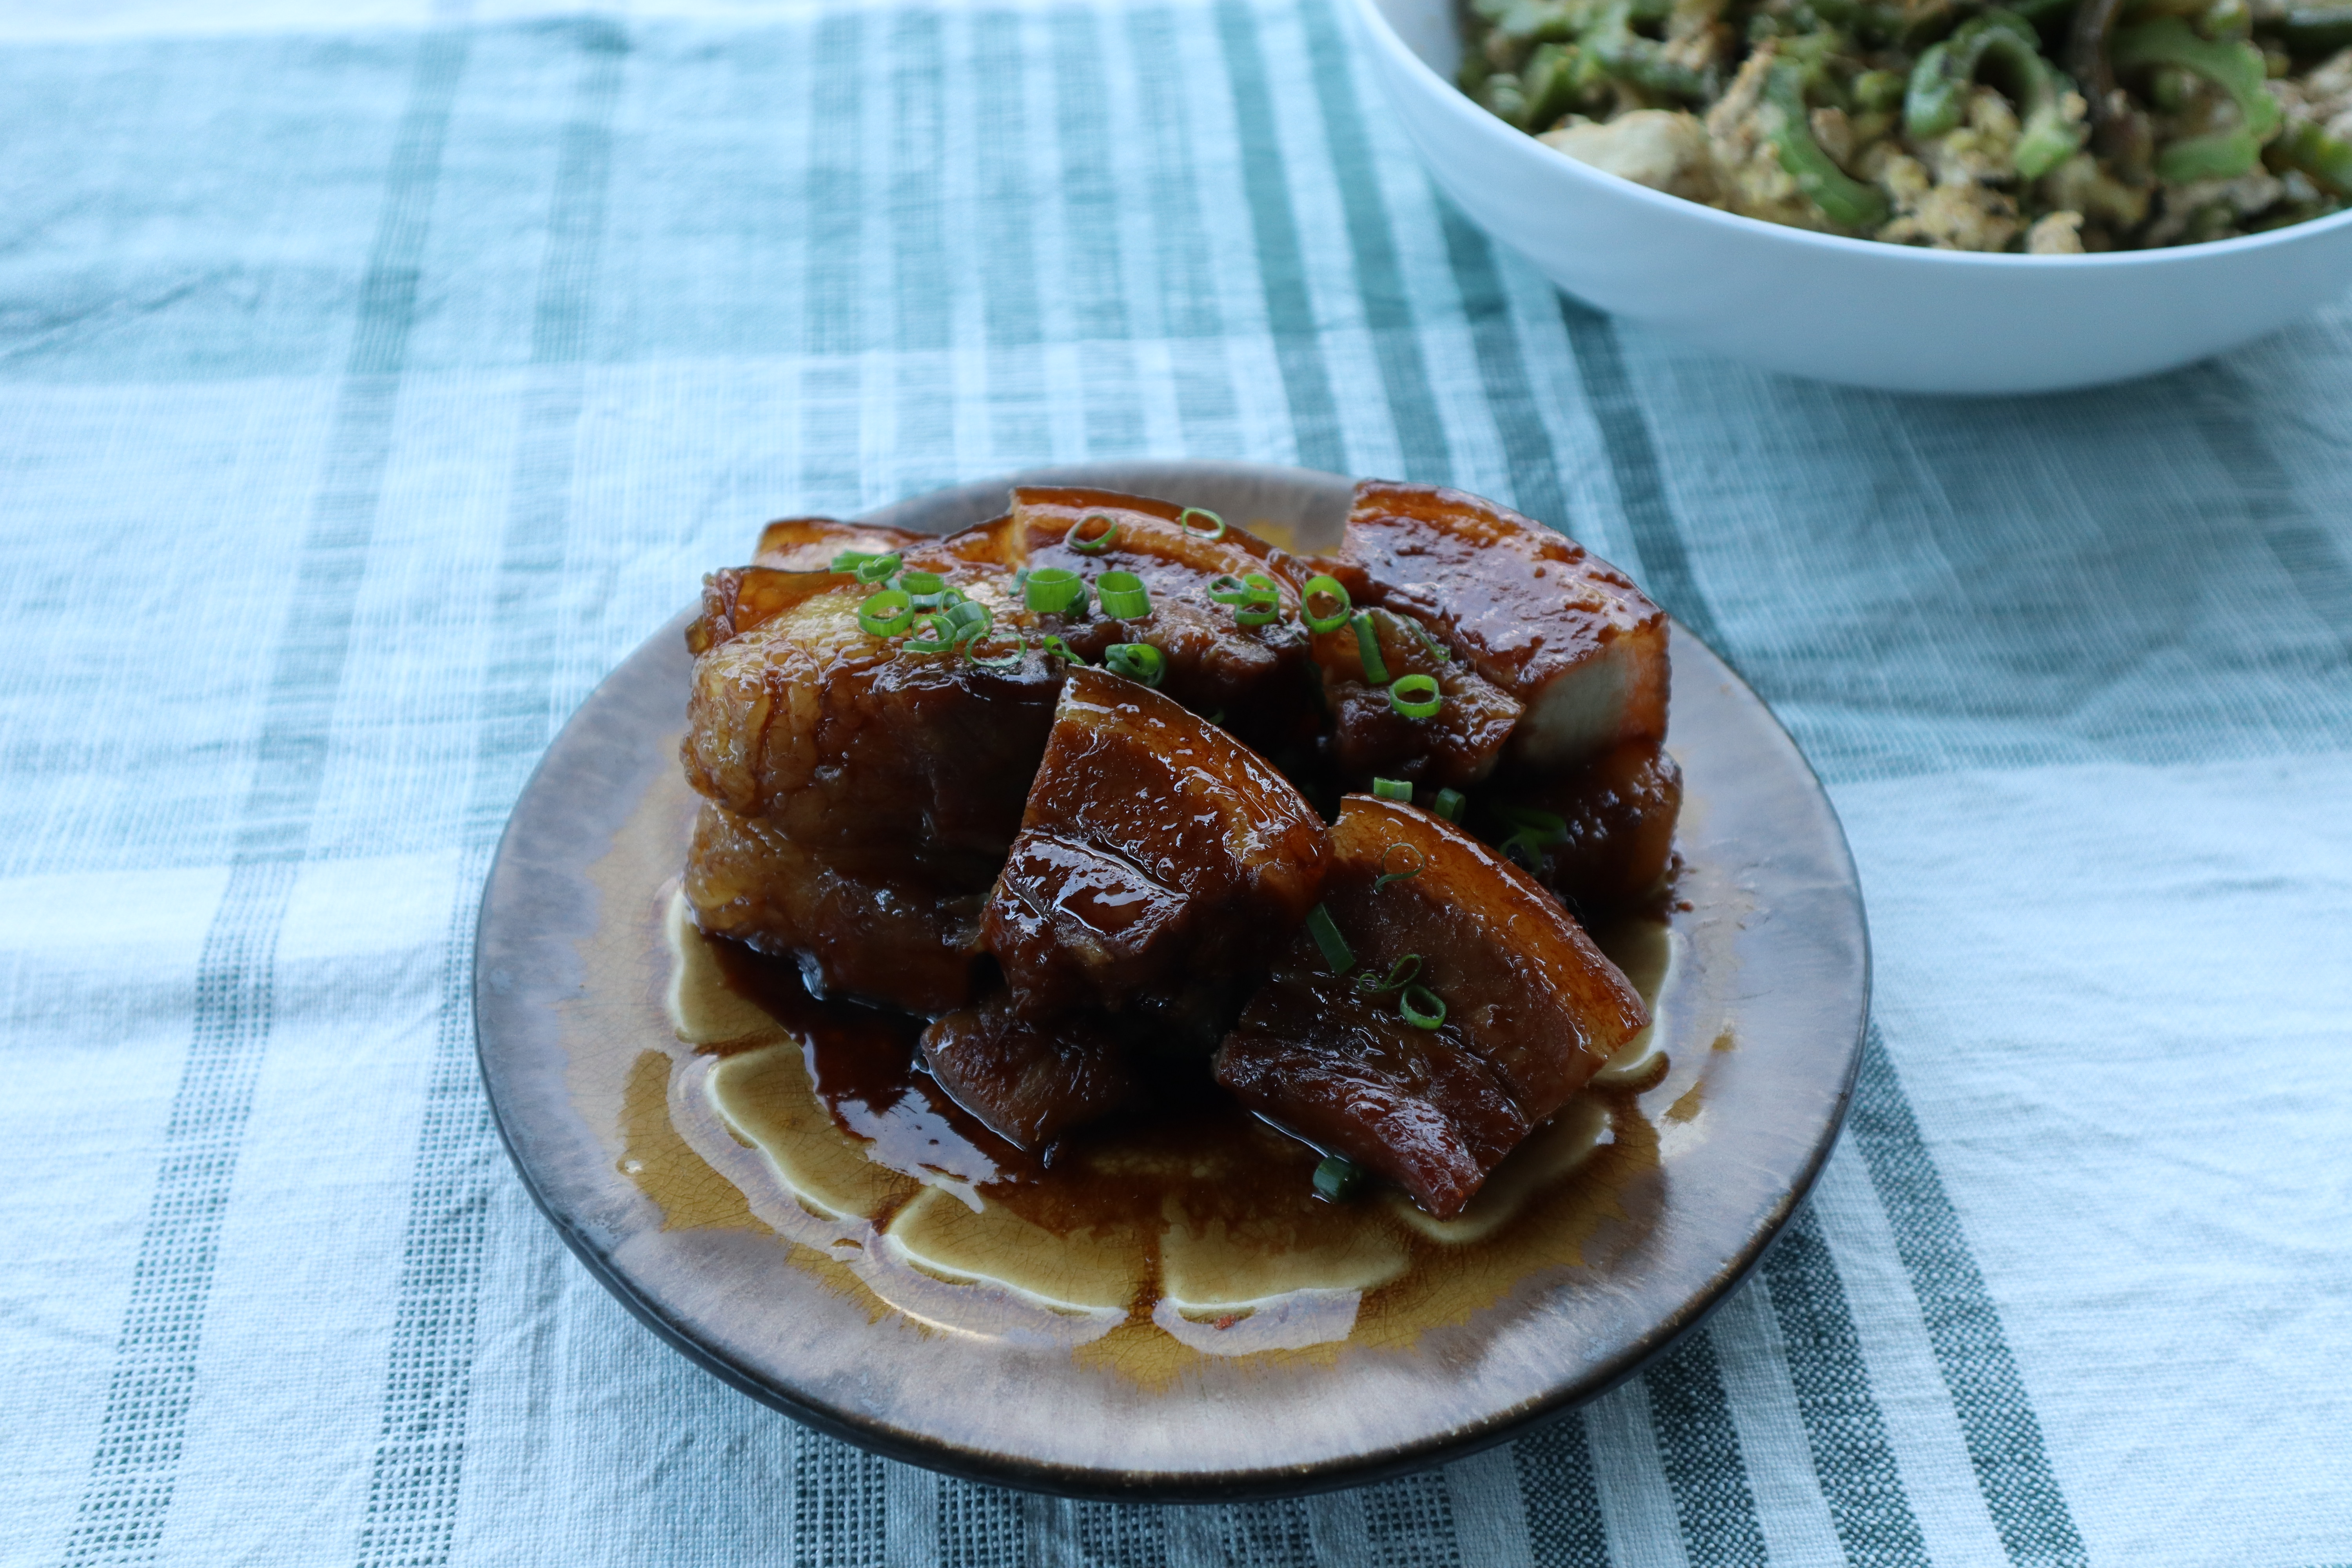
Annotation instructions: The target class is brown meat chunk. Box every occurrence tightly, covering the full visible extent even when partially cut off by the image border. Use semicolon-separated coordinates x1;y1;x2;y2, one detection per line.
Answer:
1213;795;1646;1217
681;564;1055;862
1336;481;1669;771
679;558;1060;1014
1304;603;1523;789
1496;740;1683;914
919;996;1145;1150
983;665;1329;1018
1214;973;1532;1218
1010;488;1322;753
682;803;987;1015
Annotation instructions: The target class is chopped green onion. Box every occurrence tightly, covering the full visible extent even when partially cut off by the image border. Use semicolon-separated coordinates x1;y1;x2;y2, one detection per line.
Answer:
1025;566;1085;615
900;570;947;608
1038;634;1089;665
905;613;955;654
1103;642;1165;688
1373;844;1425;891
1388;673;1443;719
965;630;1027;672
1097;570;1151;619
1300;574;1352;634
1179;507;1227;541
1305;903;1354;975
829;549;879;573
852;552;902;585
1312;1155;1365;1203
1235;572;1283;628
1432;788;1466;824
1356;952;1423;995
1400;985;1447;1031
1371;778;1412;802
1068;514;1119;554
1406;617;1452;664
1495;805;1568;869
1205;575;1252;606
857;589;914;637
1352;613;1390;686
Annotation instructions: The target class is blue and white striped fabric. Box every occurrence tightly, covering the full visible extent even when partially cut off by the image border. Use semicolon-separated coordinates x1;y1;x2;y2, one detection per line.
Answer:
4;2;2348;1564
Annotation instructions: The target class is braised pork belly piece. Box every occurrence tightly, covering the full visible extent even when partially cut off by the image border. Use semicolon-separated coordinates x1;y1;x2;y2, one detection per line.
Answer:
1301;602;1523;790
1009;488;1322;755
684;803;988;1017
679;550;1058;1011
981;665;1329;1021
1334;481;1669;772
1492;739;1684;915
1213;795;1646;1218
918;996;1145;1150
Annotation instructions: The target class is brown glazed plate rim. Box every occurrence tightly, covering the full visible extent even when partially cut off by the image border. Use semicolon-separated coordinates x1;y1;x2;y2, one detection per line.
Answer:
472;459;1871;1501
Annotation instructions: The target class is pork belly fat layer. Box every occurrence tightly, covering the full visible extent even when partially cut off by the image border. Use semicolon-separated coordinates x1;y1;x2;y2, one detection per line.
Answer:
1340;481;1668;771
1212;794;1646;1217
983;665;1329;1017
680;565;1056;867
682;803;987;1016
753;517;930;571
1009;488;1322;751
919;996;1145;1150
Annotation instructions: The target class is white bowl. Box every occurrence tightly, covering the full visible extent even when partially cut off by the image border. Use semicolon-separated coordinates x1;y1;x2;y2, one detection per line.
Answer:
1349;0;2352;392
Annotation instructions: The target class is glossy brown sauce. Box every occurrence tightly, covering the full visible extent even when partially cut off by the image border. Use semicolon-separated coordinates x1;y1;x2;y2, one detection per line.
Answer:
620;886;1688;1376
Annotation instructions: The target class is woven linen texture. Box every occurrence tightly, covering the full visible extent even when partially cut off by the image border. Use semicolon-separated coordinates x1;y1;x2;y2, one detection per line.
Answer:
2;2;2348;1565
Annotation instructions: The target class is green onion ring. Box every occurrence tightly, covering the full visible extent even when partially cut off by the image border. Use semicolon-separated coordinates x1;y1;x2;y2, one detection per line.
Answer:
1024;566;1085;615
1234;572;1283;628
852;552;902;584
1356;952;1422;995
900;569;945;598
1352;613;1391;686
1432;788;1466;825
1372;844;1425;891
1371;778;1412;802
829;549;876;573
1300;574;1352;634
1103;642;1166;688
1178;506;1226;541
965;630;1028;672
857;589;914;637
905;613;955;654
1312;1155;1364;1203
1204;574;1252;606
1399;985;1446;1031
1388;673;1442;719
1096;570;1151;619
1067;514;1119;554
1038;634;1089;665
1495;804;1568;869
1305;904;1354;976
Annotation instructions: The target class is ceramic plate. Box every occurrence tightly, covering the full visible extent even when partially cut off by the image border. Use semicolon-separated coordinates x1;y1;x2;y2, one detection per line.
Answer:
473;459;1869;1500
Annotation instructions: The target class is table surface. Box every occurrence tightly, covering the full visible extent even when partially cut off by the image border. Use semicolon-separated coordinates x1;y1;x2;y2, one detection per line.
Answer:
3;2;2347;1566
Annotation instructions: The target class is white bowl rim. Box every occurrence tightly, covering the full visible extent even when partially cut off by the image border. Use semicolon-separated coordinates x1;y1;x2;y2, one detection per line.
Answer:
1349;0;2352;270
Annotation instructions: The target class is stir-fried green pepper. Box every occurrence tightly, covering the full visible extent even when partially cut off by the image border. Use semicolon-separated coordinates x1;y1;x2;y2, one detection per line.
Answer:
1764;59;1892;228
1905;11;2087;179
2270;118;2352;197
2109;16;2282;181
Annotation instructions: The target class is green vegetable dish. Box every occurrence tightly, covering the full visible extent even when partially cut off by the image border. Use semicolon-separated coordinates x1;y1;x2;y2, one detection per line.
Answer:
1459;0;2352;248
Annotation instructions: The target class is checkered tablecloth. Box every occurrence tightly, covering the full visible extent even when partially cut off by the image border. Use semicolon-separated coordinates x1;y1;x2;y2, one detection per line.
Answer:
5;1;2348;1563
